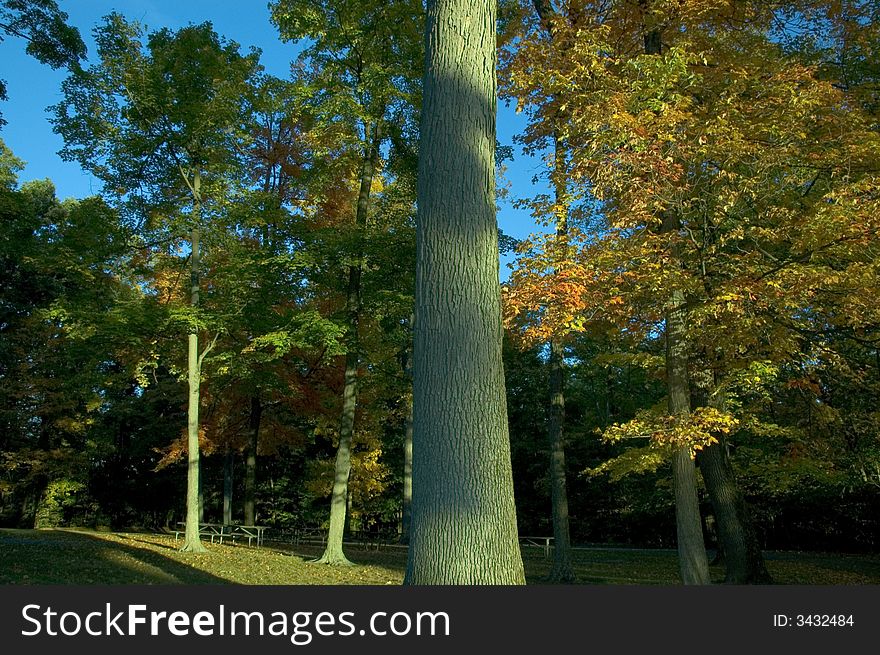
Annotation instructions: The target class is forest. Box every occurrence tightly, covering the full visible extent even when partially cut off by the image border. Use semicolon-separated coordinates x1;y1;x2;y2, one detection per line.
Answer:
1;0;879;586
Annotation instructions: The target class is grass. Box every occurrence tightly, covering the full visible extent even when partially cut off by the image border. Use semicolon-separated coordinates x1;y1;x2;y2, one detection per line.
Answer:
1;528;879;585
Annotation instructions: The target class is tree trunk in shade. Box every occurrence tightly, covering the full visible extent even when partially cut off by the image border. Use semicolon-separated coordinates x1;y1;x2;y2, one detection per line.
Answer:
401;396;413;544
698;440;771;583
404;0;525;585
691;367;771;583
244;396;261;526
400;338;414;545
223;446;233;526
545;137;575;584
547;336;576;583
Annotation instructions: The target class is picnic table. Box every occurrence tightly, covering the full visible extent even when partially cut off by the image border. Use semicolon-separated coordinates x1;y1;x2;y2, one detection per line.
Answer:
174;523;269;547
230;525;269;547
174;522;230;544
519;535;555;558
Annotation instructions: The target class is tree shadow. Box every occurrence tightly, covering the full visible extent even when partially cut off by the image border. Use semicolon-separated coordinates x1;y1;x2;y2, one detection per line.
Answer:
0;529;229;584
277;542;408;575
114;533;182;552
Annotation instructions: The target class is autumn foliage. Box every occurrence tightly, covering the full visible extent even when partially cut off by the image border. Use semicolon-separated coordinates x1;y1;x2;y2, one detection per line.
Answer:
501;0;880;470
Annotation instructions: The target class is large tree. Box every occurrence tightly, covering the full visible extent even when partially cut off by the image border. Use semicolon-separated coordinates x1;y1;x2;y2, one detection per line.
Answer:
503;0;878;582
272;0;422;565
404;0;526;585
52;15;261;552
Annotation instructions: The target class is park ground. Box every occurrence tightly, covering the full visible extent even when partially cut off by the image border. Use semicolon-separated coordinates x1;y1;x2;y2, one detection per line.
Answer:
1;528;879;585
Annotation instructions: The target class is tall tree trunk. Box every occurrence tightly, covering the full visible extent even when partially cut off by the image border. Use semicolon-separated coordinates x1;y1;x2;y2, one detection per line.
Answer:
223;446;233;526
547;336;576;583
404;0;525;585
315;120;382;566
641;7;708;584
691;367;771;583
244;396;261;526
546;133;575;583
182;173;206;553
666;286;710;584
529;6;576;582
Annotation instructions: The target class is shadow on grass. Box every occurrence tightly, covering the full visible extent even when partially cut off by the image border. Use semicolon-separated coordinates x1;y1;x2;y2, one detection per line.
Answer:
0;529;228;585
762;551;880;584
4;529;878;585
276;542;407;573
114;533;183;552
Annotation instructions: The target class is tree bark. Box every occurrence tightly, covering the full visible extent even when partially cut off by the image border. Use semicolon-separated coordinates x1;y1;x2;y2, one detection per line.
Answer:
182;173;206;552
244;395;261;526
315;120;382;566
404;0;525;585
698;440;771;583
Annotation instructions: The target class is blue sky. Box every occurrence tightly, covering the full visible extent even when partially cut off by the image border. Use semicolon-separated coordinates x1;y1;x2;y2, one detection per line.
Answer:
0;1;546;271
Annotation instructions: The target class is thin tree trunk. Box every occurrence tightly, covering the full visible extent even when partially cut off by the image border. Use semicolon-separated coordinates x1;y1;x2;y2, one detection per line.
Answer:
223;446;233;526
400;334;414;546
182;173;206;552
244;396;261;526
404;0;525;585
401;394;413;544
317;348;358;565
198;458;205;523
546;131;575;583
315;120;382;566
547;336;576;583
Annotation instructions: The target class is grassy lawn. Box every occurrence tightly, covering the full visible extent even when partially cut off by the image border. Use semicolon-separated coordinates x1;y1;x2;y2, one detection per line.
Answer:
1;528;879;585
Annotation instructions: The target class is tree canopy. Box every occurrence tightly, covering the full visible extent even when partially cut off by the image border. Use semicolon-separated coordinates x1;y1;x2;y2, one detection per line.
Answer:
1;0;878;586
